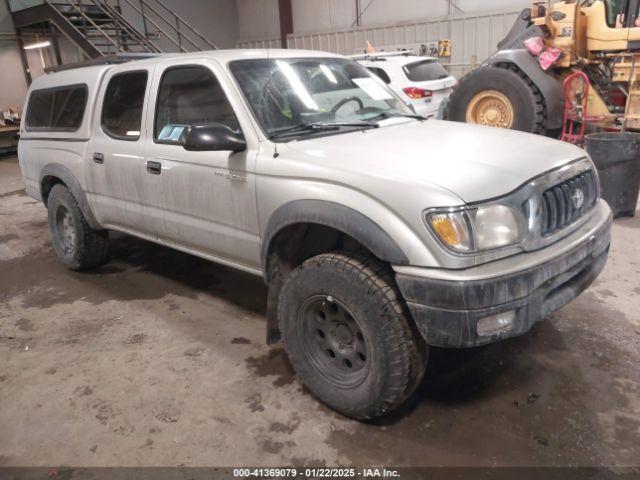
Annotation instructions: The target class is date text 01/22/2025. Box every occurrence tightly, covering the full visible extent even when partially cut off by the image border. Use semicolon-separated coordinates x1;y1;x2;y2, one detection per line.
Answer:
232;468;401;478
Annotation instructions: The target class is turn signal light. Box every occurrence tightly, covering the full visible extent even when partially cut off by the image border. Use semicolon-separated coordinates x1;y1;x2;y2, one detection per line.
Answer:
428;212;472;252
403;87;433;99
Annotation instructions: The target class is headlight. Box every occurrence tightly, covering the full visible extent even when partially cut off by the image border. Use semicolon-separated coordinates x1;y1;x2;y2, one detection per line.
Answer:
474;205;520;250
426;205;522;253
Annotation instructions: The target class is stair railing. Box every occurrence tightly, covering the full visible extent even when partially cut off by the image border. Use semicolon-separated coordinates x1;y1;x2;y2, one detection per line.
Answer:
89;0;162;53
11;0;216;56
117;0;186;52
142;0;217;51
55;0;123;54
117;0;217;52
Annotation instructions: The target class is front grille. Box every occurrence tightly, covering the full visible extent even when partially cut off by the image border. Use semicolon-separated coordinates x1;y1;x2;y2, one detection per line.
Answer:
541;170;598;236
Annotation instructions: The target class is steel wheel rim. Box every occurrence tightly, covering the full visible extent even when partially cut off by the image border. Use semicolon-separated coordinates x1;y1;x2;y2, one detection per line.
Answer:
298;295;370;388
55;205;76;255
466;90;515;128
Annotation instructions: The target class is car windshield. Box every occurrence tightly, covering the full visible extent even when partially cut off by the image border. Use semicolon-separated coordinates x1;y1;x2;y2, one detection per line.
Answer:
229;57;415;139
403;59;450;82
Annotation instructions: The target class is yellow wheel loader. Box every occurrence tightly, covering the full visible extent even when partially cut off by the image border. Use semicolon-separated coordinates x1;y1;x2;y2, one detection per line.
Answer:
446;0;640;137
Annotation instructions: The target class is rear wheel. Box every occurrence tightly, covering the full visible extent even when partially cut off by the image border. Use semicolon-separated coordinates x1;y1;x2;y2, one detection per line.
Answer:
278;252;427;420
47;184;109;271
447;65;547;134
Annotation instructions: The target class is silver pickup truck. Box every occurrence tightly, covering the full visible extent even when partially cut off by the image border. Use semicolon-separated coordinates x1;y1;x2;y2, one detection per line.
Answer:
17;49;612;420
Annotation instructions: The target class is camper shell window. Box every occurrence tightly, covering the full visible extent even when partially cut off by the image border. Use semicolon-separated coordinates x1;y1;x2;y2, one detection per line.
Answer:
25;84;88;132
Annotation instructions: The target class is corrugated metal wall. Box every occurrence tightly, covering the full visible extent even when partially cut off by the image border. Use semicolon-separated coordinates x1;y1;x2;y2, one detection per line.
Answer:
236;37;283;49
236;10;521;79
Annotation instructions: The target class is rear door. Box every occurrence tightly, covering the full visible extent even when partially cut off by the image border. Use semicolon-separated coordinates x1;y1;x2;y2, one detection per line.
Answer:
86;66;154;233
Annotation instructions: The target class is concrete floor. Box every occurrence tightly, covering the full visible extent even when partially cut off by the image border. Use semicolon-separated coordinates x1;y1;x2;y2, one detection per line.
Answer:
0;154;639;468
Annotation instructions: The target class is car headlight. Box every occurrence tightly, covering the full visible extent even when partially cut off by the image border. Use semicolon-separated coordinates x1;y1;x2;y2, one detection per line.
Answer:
426;205;522;253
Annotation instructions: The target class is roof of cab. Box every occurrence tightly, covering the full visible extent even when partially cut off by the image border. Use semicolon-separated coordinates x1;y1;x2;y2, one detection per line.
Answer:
30;48;344;90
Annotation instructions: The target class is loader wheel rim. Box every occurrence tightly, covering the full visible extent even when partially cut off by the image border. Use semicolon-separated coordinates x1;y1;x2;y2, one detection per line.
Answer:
466;90;515;128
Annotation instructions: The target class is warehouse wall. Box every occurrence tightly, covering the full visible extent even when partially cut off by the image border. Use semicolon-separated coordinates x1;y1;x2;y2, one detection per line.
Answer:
237;0;280;41
286;10;523;78
112;0;239;51
169;0;239;49
293;0;531;33
236;1;532;79
235;0;531;42
0;1;28;110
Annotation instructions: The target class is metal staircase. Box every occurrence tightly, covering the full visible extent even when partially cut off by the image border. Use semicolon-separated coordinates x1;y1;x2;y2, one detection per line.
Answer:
7;0;218;60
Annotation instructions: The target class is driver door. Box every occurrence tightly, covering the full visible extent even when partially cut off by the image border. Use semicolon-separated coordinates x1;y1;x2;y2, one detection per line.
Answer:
140;58;261;268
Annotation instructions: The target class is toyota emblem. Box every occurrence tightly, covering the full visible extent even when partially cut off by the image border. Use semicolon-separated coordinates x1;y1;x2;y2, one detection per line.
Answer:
572;188;585;209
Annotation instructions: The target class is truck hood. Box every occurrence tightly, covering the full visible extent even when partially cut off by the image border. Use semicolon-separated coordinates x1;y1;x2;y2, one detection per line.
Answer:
284;120;587;203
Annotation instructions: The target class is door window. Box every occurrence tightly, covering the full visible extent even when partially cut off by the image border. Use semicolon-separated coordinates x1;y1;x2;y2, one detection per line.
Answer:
633;0;640;26
606;0;630;27
154;66;240;144
101;71;148;141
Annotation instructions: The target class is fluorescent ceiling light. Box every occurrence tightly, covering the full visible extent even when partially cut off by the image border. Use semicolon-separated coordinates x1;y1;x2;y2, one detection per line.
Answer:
24;41;51;50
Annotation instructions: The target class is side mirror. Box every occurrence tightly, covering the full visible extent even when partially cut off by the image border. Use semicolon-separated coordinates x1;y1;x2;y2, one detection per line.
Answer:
182;123;247;152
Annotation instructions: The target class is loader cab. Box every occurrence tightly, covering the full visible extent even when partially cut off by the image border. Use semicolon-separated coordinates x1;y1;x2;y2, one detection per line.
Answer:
604;0;627;27
602;0;640;28
584;0;640;51
621;0;640;48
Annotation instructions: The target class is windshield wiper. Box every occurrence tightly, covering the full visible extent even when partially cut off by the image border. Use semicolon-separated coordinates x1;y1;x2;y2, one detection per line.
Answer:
368;111;427;122
268;121;379;140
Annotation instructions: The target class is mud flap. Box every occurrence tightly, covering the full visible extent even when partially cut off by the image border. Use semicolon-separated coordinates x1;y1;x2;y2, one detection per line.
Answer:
265;260;283;345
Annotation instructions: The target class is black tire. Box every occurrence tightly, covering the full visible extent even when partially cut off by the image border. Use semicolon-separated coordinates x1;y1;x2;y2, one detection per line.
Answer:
447;65;547;134
278;252;427;420
47;184;109;271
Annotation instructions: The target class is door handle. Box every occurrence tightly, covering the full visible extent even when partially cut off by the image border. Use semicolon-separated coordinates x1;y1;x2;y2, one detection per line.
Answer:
93;153;104;164
146;160;162;175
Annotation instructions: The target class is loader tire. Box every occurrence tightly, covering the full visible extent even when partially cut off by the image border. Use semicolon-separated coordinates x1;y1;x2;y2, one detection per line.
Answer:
447;64;547;135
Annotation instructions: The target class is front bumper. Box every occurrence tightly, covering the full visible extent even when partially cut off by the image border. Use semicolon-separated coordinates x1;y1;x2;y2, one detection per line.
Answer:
395;201;612;348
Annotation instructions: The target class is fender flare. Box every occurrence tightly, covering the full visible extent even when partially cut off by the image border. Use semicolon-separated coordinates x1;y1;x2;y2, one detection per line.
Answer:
261;200;410;278
40;163;101;230
486;49;565;130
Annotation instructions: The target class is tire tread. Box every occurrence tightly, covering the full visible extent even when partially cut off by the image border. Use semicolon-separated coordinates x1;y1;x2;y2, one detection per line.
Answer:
278;252;426;420
48;184;109;271
446;64;549;135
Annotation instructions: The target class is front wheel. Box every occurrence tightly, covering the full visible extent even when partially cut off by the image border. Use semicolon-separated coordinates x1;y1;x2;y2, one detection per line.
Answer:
278;252;427;420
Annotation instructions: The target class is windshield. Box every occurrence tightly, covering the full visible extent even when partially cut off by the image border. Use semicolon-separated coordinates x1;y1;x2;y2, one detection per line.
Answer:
229;57;414;139
403;59;450;82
